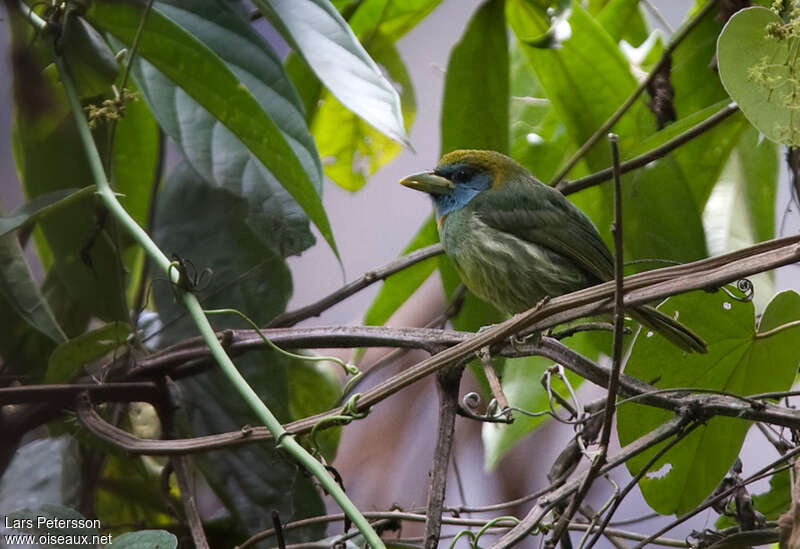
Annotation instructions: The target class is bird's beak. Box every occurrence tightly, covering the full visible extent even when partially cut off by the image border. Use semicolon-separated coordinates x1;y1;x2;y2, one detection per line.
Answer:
399;172;454;195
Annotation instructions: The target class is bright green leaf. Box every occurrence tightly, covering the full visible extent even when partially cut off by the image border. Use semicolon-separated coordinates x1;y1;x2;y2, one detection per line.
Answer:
364;215;439;326
348;0;443;40
46;321;131;384
618;290;800;515
738;126;778;243
313;34;415;191
257;0;409;147
441;0;509;155
87;0;338;258
596;0;648;45
718;7;800;145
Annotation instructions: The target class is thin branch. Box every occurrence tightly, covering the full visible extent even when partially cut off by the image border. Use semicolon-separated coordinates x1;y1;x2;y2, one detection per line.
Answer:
629;450;800;548
492;414;691;549
267;244;443;327
547;134;626;545
549;0;720;184
557;103;739;195
423;364;464;549
479;347;510;415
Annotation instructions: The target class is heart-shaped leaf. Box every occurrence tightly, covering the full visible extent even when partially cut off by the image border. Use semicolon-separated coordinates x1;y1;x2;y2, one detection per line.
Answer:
718;7;800;145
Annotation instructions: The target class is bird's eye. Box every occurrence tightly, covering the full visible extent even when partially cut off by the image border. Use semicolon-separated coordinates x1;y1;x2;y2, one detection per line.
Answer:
453;169;469;183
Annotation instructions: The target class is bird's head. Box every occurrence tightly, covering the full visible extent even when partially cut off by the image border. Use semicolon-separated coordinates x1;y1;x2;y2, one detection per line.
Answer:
399;150;528;223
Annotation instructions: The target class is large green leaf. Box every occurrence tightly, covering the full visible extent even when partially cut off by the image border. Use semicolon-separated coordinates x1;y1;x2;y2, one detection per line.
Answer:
110;83;159;231
312;34;415;191
256;0;409;147
10;8;128;323
86;0;338;258
717;7;800;145
618;290;800;515
0;232;65;343
347;0;443;40
738;125;778;244
151;162;325;542
363;215;439;326
45;322;131;384
596;0;648;45
0;188;91;238
0;437;81;516
440;0;509;155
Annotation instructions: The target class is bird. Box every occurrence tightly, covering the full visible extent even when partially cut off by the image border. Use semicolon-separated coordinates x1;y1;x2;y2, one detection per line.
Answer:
399;149;707;353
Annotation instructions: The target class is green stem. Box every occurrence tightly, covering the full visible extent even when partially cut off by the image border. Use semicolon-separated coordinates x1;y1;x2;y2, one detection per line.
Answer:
50;30;383;549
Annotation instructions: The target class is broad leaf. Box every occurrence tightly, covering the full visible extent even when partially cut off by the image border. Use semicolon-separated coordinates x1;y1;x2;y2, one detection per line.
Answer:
59;11;119;99
347;0;443;40
0;232;65;343
618;290;800;515
46;322;131;384
441;0;509;155
152;162;325;542
364;215;439;326
717;7;800;145
313;34;415;191
257;0;409;147
0;437;81;516
0;188;90;237
87;0;338;258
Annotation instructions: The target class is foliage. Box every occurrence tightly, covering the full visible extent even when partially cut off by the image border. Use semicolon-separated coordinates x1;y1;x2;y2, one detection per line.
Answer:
2;0;798;547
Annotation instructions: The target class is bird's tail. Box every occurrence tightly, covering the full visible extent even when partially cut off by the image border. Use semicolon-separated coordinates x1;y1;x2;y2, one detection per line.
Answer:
630;305;707;353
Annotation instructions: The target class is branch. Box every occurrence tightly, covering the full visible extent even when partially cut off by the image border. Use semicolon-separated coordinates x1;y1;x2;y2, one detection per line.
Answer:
548;0;720;184
547;134;626;545
267;244;443;327
557;103;739;195
423;364;464;549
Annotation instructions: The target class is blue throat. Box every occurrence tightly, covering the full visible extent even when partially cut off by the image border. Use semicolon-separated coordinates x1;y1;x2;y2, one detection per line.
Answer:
431;172;492;219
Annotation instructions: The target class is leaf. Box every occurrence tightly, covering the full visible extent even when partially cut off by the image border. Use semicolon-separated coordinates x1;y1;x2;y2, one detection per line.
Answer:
288;359;342;462
59;11;119;99
46;321;131;384
11;42;129;322
256;0;409;147
738;126;779;243
0;232;66;343
107;530;177;549
617;290;800;515
482;326;631;469
441;0;509;155
111;82;159;230
505;0;571;49
363;215;439;326
86;0;338;259
716;468;790;528
0;437;81;517
313;34;415;191
151;162;325;542
347;0;444;41
596;0;648;45
95;455;174;531
0;187;91;237
717;7;800;145
509;37;582;183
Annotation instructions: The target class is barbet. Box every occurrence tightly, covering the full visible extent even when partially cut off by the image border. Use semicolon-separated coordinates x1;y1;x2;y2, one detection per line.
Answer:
400;150;707;353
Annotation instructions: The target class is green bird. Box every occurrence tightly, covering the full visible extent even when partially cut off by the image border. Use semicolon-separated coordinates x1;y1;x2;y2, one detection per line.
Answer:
400;149;707;353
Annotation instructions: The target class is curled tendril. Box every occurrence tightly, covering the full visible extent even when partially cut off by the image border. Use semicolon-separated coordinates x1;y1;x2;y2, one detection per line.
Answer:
719;278;754;303
167;254;213;294
308;394;369;453
458;392;513;423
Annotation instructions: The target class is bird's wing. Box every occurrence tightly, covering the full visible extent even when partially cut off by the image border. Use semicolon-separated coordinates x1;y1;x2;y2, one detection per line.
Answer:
472;180;615;281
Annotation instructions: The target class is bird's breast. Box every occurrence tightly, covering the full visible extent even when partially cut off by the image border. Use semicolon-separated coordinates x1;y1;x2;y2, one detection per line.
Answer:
439;208;591;313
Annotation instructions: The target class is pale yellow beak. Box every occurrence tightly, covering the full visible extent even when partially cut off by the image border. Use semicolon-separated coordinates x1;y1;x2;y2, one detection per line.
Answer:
399;172;454;195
